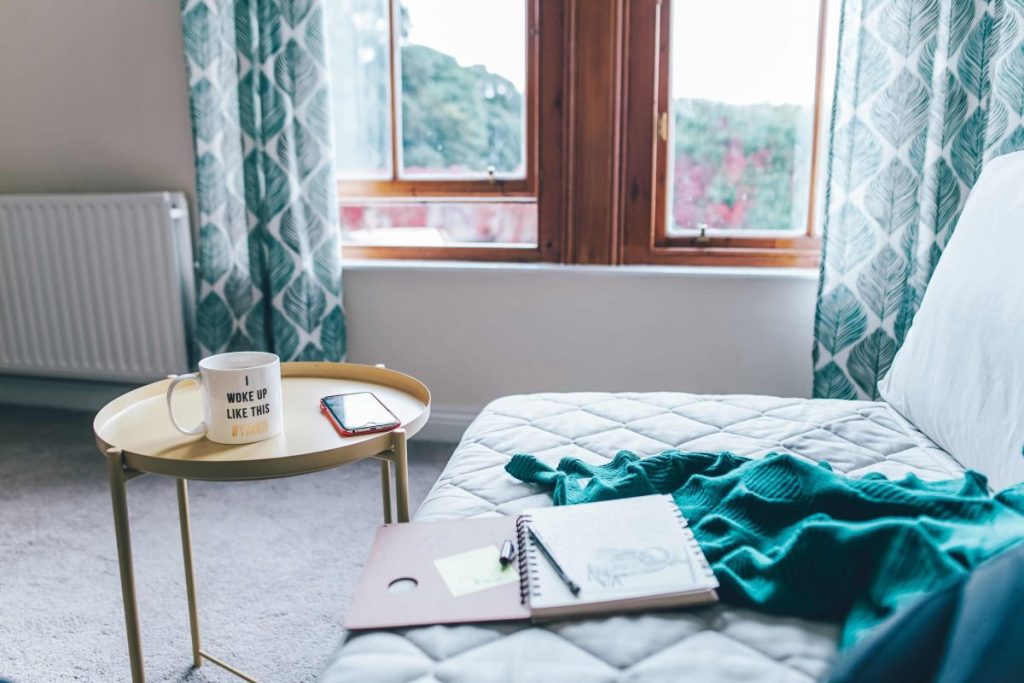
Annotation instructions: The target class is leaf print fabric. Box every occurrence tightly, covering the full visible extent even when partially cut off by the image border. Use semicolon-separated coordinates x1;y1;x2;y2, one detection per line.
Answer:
814;0;1024;399
181;0;346;361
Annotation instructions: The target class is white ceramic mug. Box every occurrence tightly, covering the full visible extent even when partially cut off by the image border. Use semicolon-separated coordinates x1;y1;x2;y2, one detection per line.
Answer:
166;351;284;444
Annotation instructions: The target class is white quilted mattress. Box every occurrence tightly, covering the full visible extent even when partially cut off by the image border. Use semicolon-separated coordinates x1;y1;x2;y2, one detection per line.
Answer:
322;393;966;683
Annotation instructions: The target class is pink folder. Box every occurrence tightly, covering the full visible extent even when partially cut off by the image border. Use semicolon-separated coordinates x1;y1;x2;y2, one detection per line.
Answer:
344;516;530;630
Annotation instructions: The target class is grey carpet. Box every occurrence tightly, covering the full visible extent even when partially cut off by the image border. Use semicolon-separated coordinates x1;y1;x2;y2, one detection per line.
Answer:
0;405;453;682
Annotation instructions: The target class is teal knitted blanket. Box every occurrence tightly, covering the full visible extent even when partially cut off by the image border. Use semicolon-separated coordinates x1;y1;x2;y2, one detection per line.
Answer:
505;451;1024;647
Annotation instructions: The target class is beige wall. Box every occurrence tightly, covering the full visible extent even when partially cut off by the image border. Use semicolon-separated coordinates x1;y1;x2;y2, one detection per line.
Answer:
0;0;196;208
344;263;818;439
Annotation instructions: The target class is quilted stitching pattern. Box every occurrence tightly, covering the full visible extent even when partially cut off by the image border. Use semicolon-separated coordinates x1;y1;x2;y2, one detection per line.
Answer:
322;393;964;683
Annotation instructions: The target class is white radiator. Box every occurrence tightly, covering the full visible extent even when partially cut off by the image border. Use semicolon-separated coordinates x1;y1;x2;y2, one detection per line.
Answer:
0;192;195;382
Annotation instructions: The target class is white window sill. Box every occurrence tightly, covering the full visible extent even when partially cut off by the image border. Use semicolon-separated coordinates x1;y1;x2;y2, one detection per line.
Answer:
341;258;819;280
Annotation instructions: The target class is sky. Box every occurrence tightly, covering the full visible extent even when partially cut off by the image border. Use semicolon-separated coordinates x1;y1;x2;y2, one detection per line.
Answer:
672;0;827;105
403;0;527;91
404;0;835;106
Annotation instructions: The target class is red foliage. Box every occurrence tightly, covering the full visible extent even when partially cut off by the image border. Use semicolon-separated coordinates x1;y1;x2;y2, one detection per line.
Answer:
672;141;755;230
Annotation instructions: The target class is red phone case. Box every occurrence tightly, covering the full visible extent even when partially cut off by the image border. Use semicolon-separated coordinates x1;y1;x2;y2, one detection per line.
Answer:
320;398;399;437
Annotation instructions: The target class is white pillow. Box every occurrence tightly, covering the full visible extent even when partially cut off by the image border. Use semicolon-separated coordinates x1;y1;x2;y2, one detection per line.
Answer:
878;151;1024;491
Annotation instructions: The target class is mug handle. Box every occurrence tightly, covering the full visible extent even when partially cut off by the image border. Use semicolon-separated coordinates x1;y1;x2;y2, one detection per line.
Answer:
166;373;207;436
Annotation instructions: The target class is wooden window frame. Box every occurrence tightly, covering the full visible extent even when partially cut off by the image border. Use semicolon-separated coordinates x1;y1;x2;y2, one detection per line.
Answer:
340;0;566;263
340;0;830;268
620;0;830;268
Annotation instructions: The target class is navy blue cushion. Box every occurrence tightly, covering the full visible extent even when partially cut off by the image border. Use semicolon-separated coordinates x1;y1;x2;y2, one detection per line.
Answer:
829;541;1024;683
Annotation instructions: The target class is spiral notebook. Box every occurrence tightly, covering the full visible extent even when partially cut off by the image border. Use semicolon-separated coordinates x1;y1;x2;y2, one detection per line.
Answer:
344;495;717;630
517;495;718;619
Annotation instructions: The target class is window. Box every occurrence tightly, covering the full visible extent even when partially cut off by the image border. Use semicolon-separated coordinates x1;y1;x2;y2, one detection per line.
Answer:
623;0;836;266
326;0;836;267
668;1;821;235
326;0;563;260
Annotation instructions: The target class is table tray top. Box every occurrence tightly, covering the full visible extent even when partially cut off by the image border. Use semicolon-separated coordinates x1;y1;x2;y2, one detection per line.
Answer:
94;362;430;480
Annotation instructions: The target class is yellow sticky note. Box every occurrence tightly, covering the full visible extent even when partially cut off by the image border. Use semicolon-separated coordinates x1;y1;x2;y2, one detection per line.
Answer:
434;545;519;597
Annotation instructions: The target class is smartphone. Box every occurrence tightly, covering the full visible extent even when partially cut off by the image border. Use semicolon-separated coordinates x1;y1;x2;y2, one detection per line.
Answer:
320;392;400;436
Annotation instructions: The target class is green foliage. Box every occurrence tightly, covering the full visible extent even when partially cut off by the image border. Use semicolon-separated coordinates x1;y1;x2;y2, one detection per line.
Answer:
400;44;523;173
329;1;523;176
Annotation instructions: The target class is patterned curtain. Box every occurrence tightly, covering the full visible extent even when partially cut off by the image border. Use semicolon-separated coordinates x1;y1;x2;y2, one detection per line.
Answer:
813;0;1023;399
181;0;346;361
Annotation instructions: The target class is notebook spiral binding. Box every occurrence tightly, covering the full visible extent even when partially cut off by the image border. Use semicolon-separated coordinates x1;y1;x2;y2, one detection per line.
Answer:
515;514;541;605
668;502;715;580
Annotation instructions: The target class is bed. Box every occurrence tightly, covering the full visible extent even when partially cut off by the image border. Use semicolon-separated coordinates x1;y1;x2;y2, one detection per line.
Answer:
321;152;1024;683
320;392;966;683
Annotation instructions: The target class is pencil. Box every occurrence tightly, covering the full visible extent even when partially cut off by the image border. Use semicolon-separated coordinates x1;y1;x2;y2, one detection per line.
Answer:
527;524;581;596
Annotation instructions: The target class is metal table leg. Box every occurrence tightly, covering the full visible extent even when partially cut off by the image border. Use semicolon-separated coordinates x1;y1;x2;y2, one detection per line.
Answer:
175;479;260;682
379;459;394;524
176;479;202;668
106;448;145;683
107;436;412;681
392;429;410;523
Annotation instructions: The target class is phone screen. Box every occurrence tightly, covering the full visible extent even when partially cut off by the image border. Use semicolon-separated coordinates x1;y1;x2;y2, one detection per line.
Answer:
322;392;399;433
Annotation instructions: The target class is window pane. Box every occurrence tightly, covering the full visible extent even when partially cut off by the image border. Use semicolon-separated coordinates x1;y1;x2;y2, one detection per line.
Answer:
668;0;821;233
326;0;392;178
341;201;536;245
397;0;527;179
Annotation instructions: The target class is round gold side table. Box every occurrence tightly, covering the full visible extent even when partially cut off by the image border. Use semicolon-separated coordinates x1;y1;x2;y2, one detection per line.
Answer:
93;362;431;683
